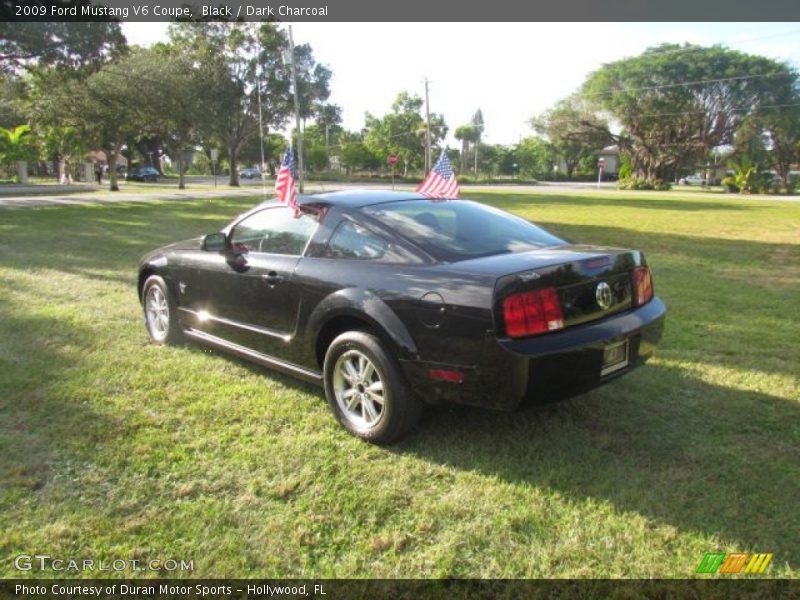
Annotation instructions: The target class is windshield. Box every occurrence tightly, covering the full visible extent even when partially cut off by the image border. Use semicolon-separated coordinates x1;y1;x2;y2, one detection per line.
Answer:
363;199;566;262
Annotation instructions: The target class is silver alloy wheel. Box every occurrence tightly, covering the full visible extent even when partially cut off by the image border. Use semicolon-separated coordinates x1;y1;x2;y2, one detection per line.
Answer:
332;349;386;428
145;285;170;342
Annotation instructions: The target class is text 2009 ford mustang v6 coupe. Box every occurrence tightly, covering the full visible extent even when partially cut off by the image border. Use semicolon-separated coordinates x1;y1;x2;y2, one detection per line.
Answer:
138;191;665;443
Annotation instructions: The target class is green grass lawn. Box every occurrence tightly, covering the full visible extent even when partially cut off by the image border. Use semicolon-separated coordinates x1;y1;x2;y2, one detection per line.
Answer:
0;190;798;579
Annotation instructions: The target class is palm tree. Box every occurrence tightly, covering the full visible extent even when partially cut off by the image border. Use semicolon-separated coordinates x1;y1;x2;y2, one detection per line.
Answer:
0;125;34;182
454;124;474;174
471;109;484;175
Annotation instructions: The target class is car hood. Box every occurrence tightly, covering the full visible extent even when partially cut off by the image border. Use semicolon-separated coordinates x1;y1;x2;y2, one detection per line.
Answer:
138;237;203;266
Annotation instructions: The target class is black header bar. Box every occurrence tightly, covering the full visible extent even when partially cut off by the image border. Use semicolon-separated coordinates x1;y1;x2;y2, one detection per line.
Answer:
3;0;800;21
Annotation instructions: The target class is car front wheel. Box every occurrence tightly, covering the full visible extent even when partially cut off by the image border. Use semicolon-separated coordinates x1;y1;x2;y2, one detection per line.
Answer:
323;331;421;444
142;275;183;345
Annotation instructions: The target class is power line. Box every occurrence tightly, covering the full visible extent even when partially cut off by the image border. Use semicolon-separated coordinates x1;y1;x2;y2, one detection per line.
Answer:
582;71;794;99
541;102;800;126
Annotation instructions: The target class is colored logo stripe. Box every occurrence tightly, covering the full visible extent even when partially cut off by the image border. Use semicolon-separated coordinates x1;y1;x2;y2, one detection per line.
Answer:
745;553;773;574
696;552;773;574
696;553;726;574
720;553;749;574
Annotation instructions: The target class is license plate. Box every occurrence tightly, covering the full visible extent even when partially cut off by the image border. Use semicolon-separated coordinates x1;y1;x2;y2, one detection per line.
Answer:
601;340;629;376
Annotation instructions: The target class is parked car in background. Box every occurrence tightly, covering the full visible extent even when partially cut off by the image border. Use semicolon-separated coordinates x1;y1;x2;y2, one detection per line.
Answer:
127;166;159;183
679;173;706;185
138;191;666;444
239;167;262;179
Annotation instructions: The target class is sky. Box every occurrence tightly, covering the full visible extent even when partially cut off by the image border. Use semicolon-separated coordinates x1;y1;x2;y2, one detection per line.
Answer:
121;22;800;146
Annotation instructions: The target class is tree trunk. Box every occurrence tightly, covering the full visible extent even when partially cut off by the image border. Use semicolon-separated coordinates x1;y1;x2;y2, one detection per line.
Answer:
177;150;186;190
57;159;65;183
474;142;479;176
108;149;120;192
228;143;240;187
459;139;467;173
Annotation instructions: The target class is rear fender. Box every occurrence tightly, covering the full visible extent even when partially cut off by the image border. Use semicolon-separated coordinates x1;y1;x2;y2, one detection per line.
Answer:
306;288;418;360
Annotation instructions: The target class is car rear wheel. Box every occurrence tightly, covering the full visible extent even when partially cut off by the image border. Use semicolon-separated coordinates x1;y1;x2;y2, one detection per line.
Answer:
142;275;183;345
323;331;421;444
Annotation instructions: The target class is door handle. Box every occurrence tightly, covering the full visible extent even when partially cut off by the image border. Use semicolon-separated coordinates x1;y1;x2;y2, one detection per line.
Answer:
262;271;285;286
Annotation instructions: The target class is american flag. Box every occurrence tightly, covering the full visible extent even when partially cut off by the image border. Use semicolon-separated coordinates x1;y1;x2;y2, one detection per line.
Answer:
274;146;299;213
416;151;459;199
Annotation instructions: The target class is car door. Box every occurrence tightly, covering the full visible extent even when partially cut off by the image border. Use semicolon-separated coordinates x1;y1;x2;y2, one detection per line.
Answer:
186;206;319;358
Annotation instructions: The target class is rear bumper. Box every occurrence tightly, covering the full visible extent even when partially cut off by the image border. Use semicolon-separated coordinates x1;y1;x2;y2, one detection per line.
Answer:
402;297;666;410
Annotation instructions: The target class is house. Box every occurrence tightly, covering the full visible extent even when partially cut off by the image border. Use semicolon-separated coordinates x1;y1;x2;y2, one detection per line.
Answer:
597;145;620;176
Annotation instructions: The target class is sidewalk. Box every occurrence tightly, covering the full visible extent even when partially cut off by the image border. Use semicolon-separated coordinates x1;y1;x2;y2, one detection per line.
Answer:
0;185;268;209
2;181;796;209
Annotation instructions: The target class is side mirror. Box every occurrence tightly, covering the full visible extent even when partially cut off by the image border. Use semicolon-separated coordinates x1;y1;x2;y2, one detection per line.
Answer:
202;232;227;252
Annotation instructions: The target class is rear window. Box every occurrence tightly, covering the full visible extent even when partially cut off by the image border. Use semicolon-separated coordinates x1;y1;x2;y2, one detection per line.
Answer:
362;199;565;262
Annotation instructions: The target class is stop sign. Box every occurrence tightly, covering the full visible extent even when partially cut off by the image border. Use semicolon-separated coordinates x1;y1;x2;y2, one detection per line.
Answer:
387;154;398;166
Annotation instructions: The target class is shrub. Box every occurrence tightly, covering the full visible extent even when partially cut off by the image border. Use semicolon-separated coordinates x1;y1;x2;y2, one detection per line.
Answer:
654;179;672;191
618;177;671;191
721;176;740;193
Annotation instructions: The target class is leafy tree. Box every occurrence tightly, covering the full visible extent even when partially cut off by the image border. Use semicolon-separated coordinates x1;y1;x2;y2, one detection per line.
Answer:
37;125;84;180
169;22;329;187
306;143;329;172
733;120;771;169
126;45;209;189
31;60;144;190
581;44;796;182
364;92;447;176
314;102;343;147
292;44;332;124
0;21;126;74
337;130;379;174
515;137;558;179
170;22;273;187
734;71;800;187
531;95;611;178
495;146;520;177
0;75;27;128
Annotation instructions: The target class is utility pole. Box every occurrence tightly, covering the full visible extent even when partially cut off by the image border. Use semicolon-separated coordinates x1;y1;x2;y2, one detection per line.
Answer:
287;25;305;193
424;77;431;172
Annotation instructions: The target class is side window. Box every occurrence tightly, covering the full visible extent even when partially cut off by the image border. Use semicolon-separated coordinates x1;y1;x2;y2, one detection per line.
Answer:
328;220;388;260
231;207;317;256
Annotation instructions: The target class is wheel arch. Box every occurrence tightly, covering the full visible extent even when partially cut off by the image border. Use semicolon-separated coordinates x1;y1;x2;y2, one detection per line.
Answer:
137;257;171;302
309;289;418;369
137;267;157;302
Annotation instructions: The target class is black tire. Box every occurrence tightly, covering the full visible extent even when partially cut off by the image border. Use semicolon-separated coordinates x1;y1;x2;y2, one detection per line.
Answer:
323;331;422;444
142;275;183;345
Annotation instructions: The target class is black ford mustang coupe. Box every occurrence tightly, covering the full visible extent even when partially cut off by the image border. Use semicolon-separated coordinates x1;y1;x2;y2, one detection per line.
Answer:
138;191;665;443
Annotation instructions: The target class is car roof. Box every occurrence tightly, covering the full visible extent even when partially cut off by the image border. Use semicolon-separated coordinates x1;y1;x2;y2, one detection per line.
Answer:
224;190;453;232
246;190;429;213
308;190;426;208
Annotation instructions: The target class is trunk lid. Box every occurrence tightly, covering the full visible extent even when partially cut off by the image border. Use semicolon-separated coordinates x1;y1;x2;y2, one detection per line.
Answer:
454;245;645;336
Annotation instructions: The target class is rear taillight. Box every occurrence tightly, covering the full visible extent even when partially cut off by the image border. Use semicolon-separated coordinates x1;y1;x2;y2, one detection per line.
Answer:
632;266;653;307
503;287;564;338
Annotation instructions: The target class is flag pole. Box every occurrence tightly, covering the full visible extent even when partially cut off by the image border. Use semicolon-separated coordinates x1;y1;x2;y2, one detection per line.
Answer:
424;76;432;173
256;43;268;200
288;26;305;194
